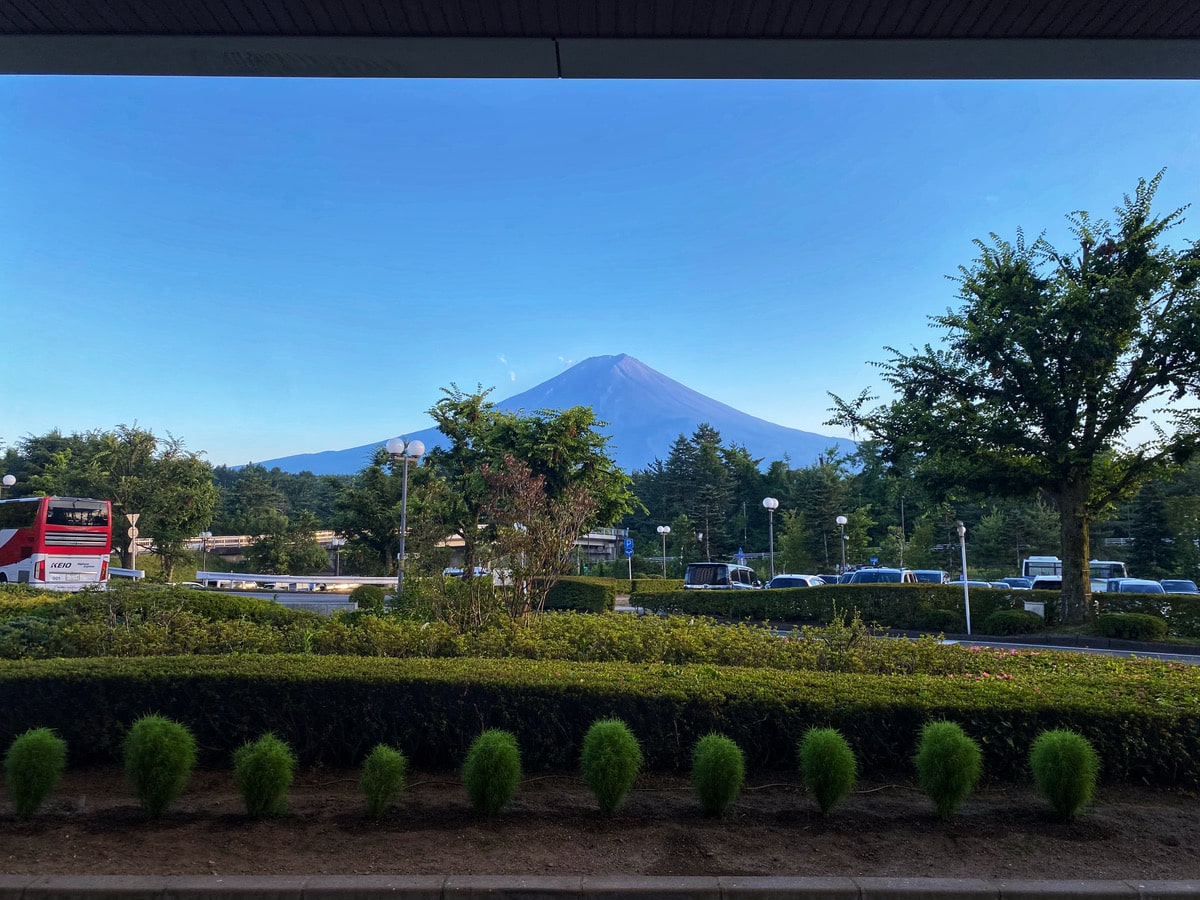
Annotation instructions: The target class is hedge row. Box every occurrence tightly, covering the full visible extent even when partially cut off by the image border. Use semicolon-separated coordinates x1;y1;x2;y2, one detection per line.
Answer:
542;577;615;613
0;655;1195;786
633;584;1049;630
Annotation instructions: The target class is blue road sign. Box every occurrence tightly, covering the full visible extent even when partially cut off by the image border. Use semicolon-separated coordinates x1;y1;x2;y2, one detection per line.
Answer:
870;556;879;565
624;538;634;557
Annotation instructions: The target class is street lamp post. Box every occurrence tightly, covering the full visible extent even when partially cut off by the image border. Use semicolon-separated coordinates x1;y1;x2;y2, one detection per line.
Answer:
331;538;345;577
386;437;426;600
957;521;972;635
1;474;14;498
762;497;779;579
836;515;848;574
656;525;671;577
199;531;212;579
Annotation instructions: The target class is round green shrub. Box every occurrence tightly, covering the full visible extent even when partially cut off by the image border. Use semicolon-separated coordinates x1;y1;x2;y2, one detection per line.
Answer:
580;718;643;813
914;720;982;820
1029;729;1100;819
462;729;522;815
5;727;67;819
797;727;857;814
691;733;745;816
123;715;197;817
233;732;297;817
360;743;408;818
981;609;1044;636
350;585;386;613
1096;612;1168;642
913;608;965;634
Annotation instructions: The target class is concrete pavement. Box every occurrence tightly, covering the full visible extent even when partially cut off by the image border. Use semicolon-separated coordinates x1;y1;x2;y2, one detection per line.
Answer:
2;876;1199;899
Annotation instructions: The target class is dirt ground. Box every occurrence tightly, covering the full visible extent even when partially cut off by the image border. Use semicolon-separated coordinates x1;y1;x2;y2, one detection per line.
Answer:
1;767;1198;880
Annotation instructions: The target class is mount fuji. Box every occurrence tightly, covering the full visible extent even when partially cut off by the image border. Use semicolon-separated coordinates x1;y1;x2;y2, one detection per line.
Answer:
253;354;852;475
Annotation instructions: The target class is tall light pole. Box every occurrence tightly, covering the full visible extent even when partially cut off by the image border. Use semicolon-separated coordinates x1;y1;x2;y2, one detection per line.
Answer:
199;531;212;578
331;538;345;577
1;474;14;498
836;515;848;574
762;497;779;579
656;525;671;577
957;521;972;635
386;437;426;599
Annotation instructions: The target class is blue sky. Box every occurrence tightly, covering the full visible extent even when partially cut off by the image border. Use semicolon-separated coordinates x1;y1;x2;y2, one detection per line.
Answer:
2;77;1197;468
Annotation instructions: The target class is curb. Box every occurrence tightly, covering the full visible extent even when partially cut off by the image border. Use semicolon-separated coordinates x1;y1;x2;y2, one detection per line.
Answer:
2;876;1200;899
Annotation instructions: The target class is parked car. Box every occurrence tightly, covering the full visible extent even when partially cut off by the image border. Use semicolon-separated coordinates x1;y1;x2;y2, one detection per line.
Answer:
684;562;761;589
999;577;1033;590
949;579;995;589
764;574;823;589
1030;576;1063;591
1161;579;1199;595
912;569;950;584
1106;578;1166;594
847;567;917;584
817;574;842;585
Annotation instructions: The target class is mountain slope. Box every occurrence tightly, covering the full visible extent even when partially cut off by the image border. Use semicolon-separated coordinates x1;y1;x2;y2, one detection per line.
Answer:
252;354;852;475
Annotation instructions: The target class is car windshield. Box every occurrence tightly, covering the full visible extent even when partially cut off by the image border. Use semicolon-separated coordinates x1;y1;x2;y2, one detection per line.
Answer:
1163;581;1198;592
1124;582;1165;593
913;572;943;583
769;577;806;588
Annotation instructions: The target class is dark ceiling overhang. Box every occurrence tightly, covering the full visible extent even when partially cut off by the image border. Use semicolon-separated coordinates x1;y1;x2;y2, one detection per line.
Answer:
2;1;1199;78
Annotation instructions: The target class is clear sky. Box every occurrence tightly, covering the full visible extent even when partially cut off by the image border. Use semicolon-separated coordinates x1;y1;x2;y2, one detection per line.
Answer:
2;77;1197;468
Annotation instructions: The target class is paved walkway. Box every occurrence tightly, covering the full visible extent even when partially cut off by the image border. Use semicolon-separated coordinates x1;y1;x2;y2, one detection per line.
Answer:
2;875;1198;898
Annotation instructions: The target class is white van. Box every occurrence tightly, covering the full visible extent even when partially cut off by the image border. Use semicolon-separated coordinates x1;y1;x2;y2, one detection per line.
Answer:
684;562;761;589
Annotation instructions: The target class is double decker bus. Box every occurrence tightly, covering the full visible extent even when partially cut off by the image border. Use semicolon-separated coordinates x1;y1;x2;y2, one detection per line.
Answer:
0;497;112;590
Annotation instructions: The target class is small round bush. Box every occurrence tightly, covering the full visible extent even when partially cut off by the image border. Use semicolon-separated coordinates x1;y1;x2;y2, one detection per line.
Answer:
5;728;67;819
913;608;965;634
691;734;745;816
360;744;408;818
1096;612;1168;642
797;727;857;814
462;729;522;815
914;721;982;820
1029;729;1100;820
123;715;197;817
350;585;386;613
981;609;1044;635
233;732;297;817
581;719;643;813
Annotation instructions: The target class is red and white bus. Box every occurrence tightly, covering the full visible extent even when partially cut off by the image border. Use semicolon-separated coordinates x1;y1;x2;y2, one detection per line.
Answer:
0;496;112;590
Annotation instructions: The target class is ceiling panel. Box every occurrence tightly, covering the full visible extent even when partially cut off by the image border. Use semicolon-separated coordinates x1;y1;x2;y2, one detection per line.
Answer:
1;0;1197;77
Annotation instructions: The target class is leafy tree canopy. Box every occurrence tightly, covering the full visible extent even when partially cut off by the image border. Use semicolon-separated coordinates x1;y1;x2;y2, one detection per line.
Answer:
830;173;1200;621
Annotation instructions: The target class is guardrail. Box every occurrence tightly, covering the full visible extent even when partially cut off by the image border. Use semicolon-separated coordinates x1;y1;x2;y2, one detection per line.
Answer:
195;572;395;591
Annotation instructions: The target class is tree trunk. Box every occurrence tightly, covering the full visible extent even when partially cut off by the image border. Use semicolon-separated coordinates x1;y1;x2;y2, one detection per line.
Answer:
1058;477;1093;625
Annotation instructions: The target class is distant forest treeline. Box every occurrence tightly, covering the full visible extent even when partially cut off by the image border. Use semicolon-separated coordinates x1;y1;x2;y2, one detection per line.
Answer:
3;423;1198;581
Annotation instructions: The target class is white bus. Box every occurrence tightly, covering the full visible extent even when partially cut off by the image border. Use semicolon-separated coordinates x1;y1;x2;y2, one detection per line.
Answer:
1021;556;1128;590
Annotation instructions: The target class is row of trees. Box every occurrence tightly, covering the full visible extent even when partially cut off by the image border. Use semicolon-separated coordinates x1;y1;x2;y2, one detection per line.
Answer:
4;176;1198;620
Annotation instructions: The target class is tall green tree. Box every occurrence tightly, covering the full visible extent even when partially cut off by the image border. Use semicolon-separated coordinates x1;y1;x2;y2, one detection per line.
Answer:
13;426;217;579
831;174;1200;622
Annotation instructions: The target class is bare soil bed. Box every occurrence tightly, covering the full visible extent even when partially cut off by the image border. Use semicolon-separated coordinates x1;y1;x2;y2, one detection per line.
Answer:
2;767;1198;880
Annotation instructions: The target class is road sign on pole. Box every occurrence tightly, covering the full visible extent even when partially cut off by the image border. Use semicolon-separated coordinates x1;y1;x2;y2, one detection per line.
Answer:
127;526;139;539
623;538;634;557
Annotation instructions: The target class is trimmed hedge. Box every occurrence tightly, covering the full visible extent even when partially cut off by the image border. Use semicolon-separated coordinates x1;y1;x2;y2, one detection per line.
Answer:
0;654;1197;786
980;609;1044;636
543;577;615;613
630;579;684;595
634;584;1052;629
1096;613;1169;642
